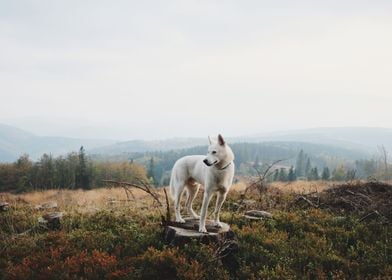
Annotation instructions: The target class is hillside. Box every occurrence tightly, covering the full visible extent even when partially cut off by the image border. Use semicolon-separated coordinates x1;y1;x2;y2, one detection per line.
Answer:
1;124;390;165
90;138;207;155
0;123;116;162
247;127;392;152
91;127;392;156
1;181;391;279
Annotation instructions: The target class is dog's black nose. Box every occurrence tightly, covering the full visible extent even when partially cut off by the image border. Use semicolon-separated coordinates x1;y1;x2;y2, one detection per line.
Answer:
203;159;210;166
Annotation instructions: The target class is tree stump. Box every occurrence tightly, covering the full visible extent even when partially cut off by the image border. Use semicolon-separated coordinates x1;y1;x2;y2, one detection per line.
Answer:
0;202;10;211
38;212;63;230
164;218;237;247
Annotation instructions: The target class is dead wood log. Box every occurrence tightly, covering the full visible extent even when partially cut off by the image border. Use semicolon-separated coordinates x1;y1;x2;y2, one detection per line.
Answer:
293;196;318;208
38;212;63;230
0;202;10;211
244;210;273;220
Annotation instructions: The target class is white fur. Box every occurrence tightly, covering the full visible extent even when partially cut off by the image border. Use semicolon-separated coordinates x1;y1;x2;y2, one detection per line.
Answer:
169;135;235;233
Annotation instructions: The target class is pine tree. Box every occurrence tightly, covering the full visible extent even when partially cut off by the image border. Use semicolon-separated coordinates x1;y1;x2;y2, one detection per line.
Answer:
148;157;155;185
313;167;319;180
76;146;90;189
321;167;330;180
278;168;288;182
305;158;312;177
295;150;305;177
273;169;279;181
308;167;319;181
288;166;296;181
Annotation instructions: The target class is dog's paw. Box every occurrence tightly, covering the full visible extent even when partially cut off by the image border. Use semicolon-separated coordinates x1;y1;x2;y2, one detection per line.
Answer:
176;218;186;223
191;214;200;219
214;221;223;228
198;227;208;233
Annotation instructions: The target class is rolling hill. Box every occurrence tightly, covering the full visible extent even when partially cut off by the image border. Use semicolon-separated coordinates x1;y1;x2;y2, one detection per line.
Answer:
1;123;391;164
0;123;116;162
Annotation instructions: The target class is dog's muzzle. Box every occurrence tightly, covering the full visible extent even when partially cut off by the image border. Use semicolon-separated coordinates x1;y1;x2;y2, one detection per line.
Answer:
203;159;217;166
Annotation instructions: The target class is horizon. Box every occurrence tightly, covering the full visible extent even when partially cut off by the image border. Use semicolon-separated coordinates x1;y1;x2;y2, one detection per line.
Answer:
2;121;392;142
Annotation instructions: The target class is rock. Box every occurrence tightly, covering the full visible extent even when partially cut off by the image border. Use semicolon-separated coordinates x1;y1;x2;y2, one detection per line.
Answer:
35;201;58;210
38;212;63;230
0;202;10;211
164;218;237;247
244;210;273;220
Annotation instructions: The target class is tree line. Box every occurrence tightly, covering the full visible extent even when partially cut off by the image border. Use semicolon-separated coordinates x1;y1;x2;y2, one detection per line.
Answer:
251;148;391;183
0;146;147;193
143;146;391;185
1;144;390;192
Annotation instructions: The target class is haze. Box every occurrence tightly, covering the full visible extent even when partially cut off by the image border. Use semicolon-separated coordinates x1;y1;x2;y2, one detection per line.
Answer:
1;1;392;140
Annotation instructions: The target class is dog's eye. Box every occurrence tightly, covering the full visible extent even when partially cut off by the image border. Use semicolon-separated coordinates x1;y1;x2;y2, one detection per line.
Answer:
212;151;217;154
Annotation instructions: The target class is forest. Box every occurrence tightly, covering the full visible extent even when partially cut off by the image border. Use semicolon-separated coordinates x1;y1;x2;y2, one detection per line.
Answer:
0;147;147;193
0;142;390;192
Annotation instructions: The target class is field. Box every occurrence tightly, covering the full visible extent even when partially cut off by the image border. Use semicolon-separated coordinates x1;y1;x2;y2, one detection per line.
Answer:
1;181;391;279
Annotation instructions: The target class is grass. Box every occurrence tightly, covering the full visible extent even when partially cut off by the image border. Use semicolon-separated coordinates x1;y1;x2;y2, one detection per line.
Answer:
0;182;391;279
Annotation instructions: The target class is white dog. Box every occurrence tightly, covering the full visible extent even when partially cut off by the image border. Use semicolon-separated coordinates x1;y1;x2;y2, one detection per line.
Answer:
169;134;235;233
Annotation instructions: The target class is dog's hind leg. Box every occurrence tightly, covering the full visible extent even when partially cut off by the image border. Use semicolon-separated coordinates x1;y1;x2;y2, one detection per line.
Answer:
174;181;186;223
213;191;227;228
185;182;200;219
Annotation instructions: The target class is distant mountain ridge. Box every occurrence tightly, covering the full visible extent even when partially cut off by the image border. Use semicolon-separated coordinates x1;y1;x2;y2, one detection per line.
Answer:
90;127;392;157
245;127;392;152
0;123;116;162
1;123;391;163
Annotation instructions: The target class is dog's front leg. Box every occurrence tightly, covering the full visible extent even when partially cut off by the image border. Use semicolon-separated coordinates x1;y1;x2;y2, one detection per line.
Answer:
213;191;227;228
199;190;213;233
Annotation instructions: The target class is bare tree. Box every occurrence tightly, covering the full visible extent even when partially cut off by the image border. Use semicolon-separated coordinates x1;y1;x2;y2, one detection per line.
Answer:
378;145;390;181
242;158;289;199
103;178;171;225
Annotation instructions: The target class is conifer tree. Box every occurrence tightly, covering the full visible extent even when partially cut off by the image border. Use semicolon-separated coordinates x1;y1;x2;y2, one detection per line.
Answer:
273;169;279;181
295;150;305;177
305;158;312;177
76;146;90;189
278;168;288;182
288;166;296;181
321;167;330;180
148;157;156;185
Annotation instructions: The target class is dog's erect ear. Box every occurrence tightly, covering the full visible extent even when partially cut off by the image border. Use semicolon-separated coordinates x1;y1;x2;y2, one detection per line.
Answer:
208;136;212;144
218;134;225;146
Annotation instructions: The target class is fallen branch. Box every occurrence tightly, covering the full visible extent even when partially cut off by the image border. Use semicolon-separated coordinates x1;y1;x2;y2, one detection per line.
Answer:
102;179;162;207
163;188;171;226
358;210;384;223
102;179;173;225
293;196;318;208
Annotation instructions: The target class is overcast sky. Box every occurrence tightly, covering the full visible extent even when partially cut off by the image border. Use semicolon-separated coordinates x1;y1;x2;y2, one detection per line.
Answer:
1;0;392;140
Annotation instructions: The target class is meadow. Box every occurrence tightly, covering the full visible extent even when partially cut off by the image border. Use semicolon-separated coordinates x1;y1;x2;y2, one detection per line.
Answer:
1;181;391;279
